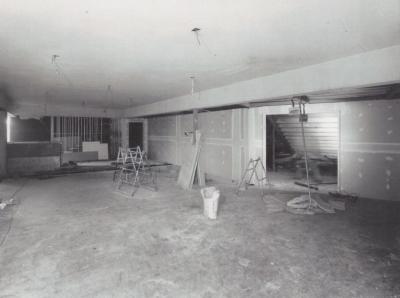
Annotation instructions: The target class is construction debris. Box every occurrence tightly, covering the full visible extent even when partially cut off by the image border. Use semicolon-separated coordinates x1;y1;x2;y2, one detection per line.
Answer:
286;205;315;215
285;194;346;215
0;198;14;210
329;199;346;211
329;191;358;203
313;196;335;213
238;257;250;267
287;194;316;209
294;181;319;191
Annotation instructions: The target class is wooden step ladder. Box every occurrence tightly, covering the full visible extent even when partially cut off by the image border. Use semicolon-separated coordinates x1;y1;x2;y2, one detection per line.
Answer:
114;146;157;197
236;157;270;195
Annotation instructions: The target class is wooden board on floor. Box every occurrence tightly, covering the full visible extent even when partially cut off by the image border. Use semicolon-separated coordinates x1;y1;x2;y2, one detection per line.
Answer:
177;131;202;190
196;163;205;187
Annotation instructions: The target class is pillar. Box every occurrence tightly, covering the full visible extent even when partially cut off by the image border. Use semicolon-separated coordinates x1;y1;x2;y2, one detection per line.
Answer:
0;110;7;178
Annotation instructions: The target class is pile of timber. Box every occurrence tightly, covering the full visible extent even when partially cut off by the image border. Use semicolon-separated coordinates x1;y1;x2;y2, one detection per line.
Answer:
177;130;205;190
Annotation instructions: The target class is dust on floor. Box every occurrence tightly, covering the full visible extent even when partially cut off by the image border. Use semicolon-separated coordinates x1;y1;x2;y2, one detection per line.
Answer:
0;172;399;297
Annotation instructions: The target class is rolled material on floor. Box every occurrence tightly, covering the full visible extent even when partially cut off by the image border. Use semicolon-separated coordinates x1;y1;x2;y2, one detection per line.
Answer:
286;194;343;215
294;181;319;190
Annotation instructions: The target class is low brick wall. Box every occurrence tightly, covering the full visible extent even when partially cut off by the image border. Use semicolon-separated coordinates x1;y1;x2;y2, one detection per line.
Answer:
7;142;62;175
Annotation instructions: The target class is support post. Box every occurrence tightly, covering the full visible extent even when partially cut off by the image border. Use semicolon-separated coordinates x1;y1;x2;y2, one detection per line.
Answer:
0;110;7;178
50;116;54;142
193;109;198;144
272;122;276;172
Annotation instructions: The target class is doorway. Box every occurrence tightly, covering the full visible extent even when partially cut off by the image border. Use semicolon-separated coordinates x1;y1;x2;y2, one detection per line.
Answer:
266;112;339;192
129;122;144;149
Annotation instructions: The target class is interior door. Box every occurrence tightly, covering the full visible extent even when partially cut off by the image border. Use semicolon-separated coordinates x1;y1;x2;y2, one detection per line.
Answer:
129;122;143;149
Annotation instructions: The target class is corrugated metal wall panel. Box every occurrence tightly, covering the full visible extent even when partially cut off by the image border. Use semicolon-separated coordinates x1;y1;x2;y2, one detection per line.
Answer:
274;113;338;157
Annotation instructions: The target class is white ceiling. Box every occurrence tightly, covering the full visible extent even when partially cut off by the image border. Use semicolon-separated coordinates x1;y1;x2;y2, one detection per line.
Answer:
0;0;399;110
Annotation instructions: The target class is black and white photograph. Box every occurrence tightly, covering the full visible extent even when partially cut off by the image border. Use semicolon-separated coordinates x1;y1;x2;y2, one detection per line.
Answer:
0;1;399;297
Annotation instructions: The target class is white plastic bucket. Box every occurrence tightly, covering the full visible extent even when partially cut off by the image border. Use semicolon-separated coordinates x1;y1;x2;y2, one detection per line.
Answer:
201;186;220;219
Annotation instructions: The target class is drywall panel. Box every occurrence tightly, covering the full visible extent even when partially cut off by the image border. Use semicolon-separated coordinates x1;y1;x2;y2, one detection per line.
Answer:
198;110;232;139
148;140;177;164
148;116;176;137
340;151;399;200
240;109;247;140
180;114;193;137
231;109;247;181
340;98;400;200
178;139;234;179
146;109;246;181
199;144;233;179
147;115;177;164
341;100;400;143
253;111;264;141
178;140;194;167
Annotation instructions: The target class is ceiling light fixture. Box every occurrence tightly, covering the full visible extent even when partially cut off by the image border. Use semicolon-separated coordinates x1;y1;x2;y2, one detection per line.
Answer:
191;28;201;45
51;54;73;87
191;27;216;56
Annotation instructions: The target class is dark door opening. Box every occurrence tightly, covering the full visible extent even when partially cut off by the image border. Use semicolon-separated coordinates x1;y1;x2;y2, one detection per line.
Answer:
129;122;143;149
266;113;338;191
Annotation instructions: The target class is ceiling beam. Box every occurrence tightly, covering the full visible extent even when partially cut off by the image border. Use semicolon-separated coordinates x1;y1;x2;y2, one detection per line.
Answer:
124;45;400;118
8;102;123;118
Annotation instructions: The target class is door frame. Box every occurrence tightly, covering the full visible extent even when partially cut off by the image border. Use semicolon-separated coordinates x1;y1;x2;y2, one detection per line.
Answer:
248;104;341;192
126;118;148;153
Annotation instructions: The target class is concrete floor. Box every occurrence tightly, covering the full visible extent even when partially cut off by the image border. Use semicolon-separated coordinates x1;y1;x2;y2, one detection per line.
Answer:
0;171;399;297
268;170;338;194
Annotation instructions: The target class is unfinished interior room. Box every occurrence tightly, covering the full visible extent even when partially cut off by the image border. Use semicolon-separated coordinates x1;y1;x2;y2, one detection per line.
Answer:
0;1;399;297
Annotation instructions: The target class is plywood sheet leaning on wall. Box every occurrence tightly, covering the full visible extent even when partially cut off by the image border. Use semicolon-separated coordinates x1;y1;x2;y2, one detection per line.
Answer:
196;163;205;187
82;141;109;160
177;131;202;190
